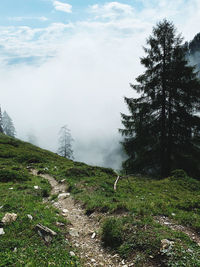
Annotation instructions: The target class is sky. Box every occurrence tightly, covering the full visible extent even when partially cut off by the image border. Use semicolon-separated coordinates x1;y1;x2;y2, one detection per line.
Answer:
1;0;200;169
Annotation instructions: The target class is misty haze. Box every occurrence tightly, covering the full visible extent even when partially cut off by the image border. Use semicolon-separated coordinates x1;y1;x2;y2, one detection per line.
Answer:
1;1;200;266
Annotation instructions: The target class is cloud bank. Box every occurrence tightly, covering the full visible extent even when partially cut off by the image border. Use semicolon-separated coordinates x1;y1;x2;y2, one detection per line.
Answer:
1;1;200;169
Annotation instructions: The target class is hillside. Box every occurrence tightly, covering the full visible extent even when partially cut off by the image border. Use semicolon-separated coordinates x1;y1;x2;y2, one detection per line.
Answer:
1;133;200;266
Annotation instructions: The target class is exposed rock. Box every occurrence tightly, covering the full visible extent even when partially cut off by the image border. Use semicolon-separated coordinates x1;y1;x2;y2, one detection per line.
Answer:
35;223;57;243
69;228;79;237
27;214;33;220
34;186;39;190
91;259;96;263
0;228;5;235
91;232;96;239
9;187;13;190
56;222;65;227
160;239;174;251
62;209;69;213
0;206;3;209
2;213;17;224
58;193;70;199
70;251;76;257
60;179;65;183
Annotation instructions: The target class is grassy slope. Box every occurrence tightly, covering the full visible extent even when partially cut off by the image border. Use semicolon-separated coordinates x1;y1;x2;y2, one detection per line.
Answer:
0;134;80;266
1;133;200;266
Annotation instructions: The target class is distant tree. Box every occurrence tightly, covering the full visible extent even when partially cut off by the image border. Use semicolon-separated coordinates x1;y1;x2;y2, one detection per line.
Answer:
58;125;74;159
0;106;3;133
27;132;38;146
120;19;200;178
2;111;16;137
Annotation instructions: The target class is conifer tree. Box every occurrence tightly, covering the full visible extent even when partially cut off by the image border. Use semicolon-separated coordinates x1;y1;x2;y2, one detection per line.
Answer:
0;106;3;133
57;125;74;159
120;19;200;177
2;111;16;137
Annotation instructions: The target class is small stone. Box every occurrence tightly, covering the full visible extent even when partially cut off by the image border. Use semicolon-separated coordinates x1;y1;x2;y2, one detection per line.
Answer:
69;251;75;257
58;193;70;199
122;259;125;265
56;222;65;227
160;239;174;251
0;206;3;209
171;213;176;216
91;232;96;239
27;214;33;220
0;228;5;235
91;259;96;263
69;228;79;237
34;186;39;190
62;209;69;213
44;235;52;243
61;179;65;183
2;213;18;224
9;187;13;190
13;247;17;252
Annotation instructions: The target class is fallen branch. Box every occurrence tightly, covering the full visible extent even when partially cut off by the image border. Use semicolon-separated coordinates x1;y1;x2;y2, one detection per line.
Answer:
35;223;57;243
114;174;135;192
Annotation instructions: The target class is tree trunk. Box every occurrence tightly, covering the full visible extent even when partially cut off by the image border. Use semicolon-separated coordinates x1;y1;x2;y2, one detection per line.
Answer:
161;38;167;178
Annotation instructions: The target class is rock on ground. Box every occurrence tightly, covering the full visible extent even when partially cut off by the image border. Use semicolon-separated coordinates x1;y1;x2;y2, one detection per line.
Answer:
2;213;17;224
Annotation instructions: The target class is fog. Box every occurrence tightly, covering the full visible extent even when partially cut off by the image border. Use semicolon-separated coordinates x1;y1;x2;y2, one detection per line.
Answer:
1;32;142;169
1;1;200;169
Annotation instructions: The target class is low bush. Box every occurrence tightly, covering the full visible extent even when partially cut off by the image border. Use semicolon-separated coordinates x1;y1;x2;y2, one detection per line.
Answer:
16;153;46;164
0;169;30;182
101;218;123;248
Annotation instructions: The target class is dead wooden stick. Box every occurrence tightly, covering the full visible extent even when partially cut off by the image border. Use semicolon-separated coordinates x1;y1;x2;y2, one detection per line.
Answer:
35;223;57;243
114;176;120;191
114;174;135;192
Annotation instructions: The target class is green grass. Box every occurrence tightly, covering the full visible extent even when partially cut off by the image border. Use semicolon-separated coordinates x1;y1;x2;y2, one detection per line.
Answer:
0;134;80;266
1;133;200;266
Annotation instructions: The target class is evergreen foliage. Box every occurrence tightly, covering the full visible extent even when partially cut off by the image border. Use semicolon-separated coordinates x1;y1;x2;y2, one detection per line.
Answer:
2;111;16;137
120;19;200;177
57;125;74;159
0;106;3;133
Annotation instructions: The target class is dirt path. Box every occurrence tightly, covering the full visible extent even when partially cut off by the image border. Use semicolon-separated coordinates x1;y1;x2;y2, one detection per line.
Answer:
155;215;200;245
31;170;132;267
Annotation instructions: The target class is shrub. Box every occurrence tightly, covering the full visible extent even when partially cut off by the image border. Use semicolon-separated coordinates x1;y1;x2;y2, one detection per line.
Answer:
0;169;30;182
101;218;123;248
171;169;188;179
16;153;46;164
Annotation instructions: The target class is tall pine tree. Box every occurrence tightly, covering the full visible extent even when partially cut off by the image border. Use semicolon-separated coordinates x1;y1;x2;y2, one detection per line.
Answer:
0;106;3;133
120;20;200;178
2;111;16;137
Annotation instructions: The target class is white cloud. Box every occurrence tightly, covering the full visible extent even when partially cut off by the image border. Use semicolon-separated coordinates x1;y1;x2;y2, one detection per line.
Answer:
1;0;200;168
9;16;48;22
91;2;134;19
53;0;72;13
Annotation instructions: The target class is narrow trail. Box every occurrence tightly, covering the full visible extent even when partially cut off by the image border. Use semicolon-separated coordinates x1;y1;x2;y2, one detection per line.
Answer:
155;215;200;245
31;170;131;267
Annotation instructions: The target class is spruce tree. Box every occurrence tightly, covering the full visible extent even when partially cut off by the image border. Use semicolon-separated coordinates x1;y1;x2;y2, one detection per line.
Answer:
0;106;3;133
2;111;16;137
120;19;200;177
57;125;74;159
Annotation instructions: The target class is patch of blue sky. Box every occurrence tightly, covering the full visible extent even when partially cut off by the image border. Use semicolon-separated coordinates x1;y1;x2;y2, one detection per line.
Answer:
0;0;142;28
